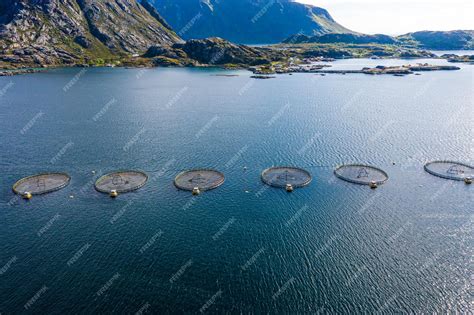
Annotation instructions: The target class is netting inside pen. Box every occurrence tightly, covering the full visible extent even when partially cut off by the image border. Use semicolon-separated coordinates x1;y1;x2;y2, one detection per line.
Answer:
174;169;225;191
13;173;71;195
424;161;473;181
95;171;148;193
334;164;388;185
261;167;312;188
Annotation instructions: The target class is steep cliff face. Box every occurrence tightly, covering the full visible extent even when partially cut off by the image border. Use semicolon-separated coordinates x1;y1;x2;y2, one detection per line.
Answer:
0;0;180;66
76;0;180;52
151;0;351;44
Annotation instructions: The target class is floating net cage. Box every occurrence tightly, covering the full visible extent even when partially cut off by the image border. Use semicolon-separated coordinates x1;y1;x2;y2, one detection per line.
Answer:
261;167;312;188
13;173;71;195
334;164;388;185
95;171;148;193
174;169;225;191
424;161;473;181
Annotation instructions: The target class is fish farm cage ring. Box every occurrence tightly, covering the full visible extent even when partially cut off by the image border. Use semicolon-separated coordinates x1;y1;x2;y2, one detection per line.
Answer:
424;161;473;181
94;171;148;194
174;169;225;191
334;164;388;186
13;173;71;196
261;167;312;188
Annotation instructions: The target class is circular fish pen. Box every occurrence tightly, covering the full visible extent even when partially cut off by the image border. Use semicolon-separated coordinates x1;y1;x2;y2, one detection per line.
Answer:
13;173;71;195
424;161;473;181
95;171;148;194
334;164;388;186
174;169;225;192
261;167;312;189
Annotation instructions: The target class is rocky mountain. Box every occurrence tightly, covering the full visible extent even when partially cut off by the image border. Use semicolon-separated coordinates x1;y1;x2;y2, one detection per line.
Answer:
144;37;278;66
149;0;351;44
284;30;474;50
397;30;474;50
0;0;181;66
284;33;396;45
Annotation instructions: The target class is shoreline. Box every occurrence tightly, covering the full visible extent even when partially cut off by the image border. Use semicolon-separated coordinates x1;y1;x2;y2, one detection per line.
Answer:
2;40;473;77
0;56;469;77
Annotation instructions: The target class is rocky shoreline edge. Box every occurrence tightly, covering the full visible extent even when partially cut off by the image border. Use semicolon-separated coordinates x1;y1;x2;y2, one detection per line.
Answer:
0;61;463;78
1;38;471;77
0;68;44;76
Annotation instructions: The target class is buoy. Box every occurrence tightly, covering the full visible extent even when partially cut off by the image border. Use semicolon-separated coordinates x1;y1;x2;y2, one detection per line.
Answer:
286;184;294;192
192;187;201;195
23;192;32;200
369;181;378;189
464;177;472;185
110;190;119;198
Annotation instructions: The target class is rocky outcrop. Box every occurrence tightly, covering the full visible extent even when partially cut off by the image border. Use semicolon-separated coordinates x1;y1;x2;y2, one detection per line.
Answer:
0;68;42;76
442;54;474;63
0;0;180;67
142;37;278;67
172;37;274;66
398;50;436;58
144;45;187;60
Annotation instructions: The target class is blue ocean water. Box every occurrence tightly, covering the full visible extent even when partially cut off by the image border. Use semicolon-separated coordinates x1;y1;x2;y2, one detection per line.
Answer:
0;60;472;313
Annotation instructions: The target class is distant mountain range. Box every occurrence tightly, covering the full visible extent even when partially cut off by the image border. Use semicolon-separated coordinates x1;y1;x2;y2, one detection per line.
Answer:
284;30;474;50
284;33;397;45
149;0;351;44
0;0;180;65
398;31;474;50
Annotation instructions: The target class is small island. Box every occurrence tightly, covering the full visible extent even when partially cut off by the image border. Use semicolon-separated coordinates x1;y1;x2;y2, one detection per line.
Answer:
442;54;474;64
251;62;460;76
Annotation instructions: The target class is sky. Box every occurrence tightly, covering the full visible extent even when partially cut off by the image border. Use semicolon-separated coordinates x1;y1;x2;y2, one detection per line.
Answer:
296;0;474;35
